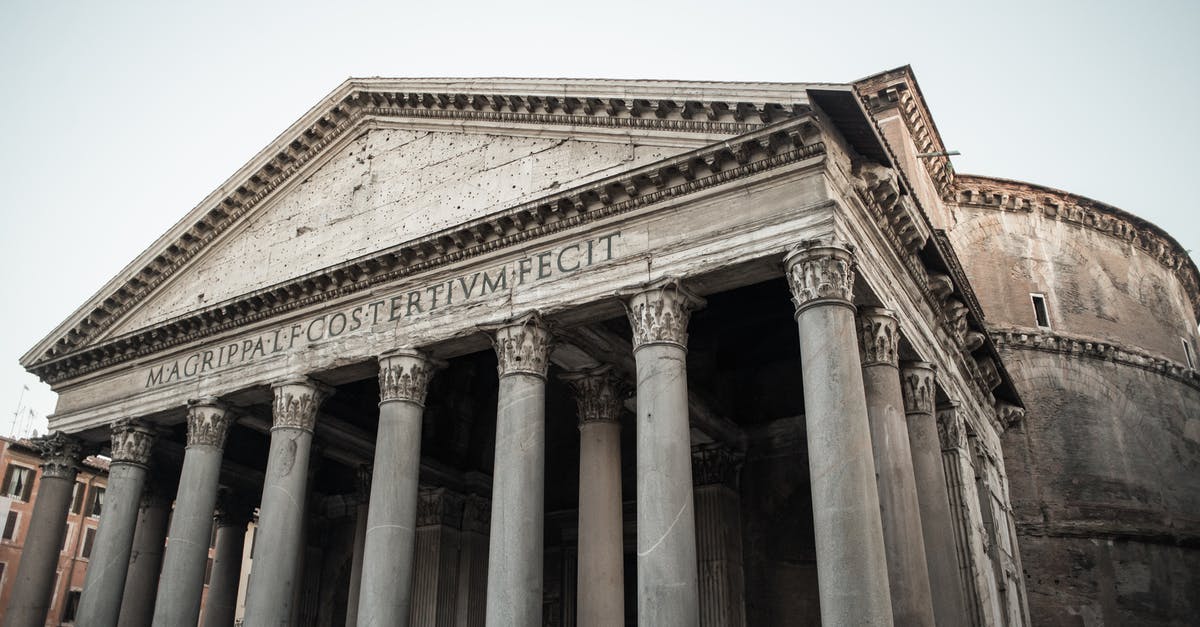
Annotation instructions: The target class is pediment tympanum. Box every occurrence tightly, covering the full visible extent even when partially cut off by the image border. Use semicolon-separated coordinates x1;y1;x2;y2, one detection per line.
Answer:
24;78;816;385
108;128;686;336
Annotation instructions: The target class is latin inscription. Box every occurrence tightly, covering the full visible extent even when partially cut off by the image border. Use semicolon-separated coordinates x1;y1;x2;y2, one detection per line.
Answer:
144;232;621;388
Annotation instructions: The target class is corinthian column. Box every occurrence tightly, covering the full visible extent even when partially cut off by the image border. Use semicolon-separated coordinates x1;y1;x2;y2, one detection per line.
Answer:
692;445;746;627
243;378;329;625
345;465;371;627
203;489;254;627
783;240;892;626
858;308;935;626
901;362;969;626
2;433;84;627
117;475;174;627
483;313;552;626
623;278;703;627
560;366;626;627
153;399;233;626
77;419;156;627
357;349;442;627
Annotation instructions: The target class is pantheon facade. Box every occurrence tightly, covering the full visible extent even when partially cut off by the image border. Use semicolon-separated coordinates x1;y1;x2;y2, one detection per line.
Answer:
9;67;1199;626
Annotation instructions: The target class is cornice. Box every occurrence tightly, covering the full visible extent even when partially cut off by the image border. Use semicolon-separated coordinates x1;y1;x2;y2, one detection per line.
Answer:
990;325;1200;392
952;174;1200;320
29;117;827;386
854;66;955;198
23;80;817;371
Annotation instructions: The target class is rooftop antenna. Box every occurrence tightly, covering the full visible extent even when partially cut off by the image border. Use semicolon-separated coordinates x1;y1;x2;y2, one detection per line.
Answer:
10;384;29;438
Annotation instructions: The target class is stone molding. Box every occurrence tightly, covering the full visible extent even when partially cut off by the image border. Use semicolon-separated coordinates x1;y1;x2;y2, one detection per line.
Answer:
856;68;955;198
271;379;329;432
954;174;1200;316
622;277;704;351
900;361;936;415
109;418;156;467
560;365;627;426
417;487;466;528
29;116;827;385
857;307;900;367
186;397;233;448
378;348;444;406
783;239;856;314
30;432;85;480
692;444;742;488
990;325;1200;392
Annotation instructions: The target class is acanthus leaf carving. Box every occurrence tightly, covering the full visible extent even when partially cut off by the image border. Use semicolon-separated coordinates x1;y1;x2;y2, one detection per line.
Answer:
783;240;856;314
378;349;444;405
485;312;553;379
622;277;704;350
271;380;329;432
900;362;936;415
936;405;967;451
110;418;156;467
560;365;627;426
186;398;233;448
857;307;899;367
30;432;85;480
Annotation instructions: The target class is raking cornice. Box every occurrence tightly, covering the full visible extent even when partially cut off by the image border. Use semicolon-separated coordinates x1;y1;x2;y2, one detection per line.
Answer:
25;115;829;386
22;78;823;374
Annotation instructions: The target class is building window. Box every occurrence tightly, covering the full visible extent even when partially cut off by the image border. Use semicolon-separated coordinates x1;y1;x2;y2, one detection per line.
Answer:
86;487;105;518
2;511;18;541
1184;339;1196;369
1030;293;1051;329
1;464;34;502
62;588;82;623
80;527;97;559
70;482;86;514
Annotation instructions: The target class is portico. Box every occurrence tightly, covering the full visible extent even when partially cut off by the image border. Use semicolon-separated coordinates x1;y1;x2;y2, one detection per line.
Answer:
15;77;1027;627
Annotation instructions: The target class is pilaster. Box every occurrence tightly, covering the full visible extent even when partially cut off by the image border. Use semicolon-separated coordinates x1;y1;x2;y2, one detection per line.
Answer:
692;444;746;627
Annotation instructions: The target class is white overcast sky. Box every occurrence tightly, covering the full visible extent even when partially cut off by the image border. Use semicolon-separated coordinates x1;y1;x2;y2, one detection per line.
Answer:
1;0;1196;436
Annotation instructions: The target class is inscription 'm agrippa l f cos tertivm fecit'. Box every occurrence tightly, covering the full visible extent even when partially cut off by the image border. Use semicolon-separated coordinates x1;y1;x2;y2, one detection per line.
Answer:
144;232;622;388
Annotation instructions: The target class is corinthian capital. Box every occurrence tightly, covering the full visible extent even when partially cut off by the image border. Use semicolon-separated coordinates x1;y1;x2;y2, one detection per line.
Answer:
857;307;900;367
271;379;330;432
378;348;445;405
560;366;627;426
900;361;936;415
30;432;85;480
621;277;705;351
783;239;856;314
110;418;156;467
485;312;553;379
936;404;966;451
186;397;233;448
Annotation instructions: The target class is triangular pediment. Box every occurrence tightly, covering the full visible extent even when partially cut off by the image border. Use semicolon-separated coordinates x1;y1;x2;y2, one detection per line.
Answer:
24;77;821;382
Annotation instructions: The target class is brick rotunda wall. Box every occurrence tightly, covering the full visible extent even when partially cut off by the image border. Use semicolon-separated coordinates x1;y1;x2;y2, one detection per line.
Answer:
947;175;1200;626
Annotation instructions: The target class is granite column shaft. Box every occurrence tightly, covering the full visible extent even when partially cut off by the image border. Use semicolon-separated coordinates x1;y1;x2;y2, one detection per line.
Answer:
77;419;156;627
483;314;551;626
784;241;893;626
243;379;328;625
624;279;703;627
2;433;84;627
858;308;936;626
152;399;233;627
117;483;172;627
357;349;441;627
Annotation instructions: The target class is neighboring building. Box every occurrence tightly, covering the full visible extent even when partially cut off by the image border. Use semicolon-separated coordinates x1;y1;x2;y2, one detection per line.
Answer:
8;67;1198;627
0;437;108;625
